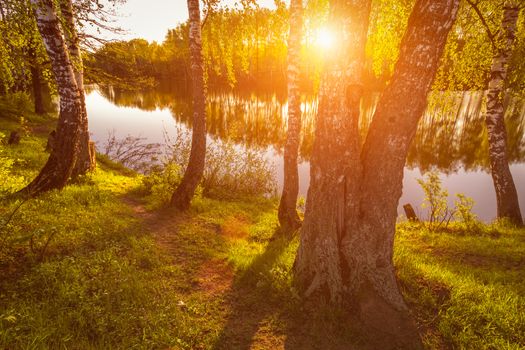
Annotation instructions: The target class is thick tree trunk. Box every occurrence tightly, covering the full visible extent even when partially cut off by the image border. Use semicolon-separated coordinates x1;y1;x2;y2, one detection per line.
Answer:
22;0;82;195
294;0;459;347
170;0;207;210
60;0;94;177
485;2;522;225
352;0;459;343
278;0;303;232
295;0;371;304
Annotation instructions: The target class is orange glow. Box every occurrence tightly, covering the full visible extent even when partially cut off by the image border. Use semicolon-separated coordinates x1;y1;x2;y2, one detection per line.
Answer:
314;27;335;50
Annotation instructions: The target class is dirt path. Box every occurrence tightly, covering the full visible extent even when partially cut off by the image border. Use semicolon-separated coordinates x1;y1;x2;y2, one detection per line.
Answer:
122;196;234;292
121;195;289;349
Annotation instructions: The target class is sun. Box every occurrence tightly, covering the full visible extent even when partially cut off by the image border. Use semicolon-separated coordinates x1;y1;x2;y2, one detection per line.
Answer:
314;27;335;50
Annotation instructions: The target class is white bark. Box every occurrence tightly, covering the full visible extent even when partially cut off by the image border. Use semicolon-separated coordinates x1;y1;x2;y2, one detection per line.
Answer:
485;1;522;225
24;0;83;194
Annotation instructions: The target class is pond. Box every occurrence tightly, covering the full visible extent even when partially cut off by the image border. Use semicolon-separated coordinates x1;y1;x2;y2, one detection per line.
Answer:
85;85;525;222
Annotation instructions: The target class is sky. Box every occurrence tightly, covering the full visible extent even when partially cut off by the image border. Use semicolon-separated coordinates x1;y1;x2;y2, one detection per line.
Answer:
107;0;279;43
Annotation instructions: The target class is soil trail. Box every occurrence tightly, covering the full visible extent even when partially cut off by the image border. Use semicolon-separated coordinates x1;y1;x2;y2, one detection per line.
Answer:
121;196;287;349
121;196;234;296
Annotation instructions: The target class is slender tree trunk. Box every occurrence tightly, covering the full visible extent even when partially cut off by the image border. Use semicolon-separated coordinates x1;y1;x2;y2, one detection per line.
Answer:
22;0;82;195
278;0;303;232
485;2;522;225
294;0;459;347
170;0;207;210
30;61;45;115
60;0;94;177
25;6;46;115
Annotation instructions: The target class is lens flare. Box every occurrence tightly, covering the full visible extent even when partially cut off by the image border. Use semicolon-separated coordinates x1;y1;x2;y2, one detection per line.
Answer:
314;27;335;50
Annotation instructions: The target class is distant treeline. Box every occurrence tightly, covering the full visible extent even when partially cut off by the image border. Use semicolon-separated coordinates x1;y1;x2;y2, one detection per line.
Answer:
85;3;384;92
85;2;525;94
86;5;309;91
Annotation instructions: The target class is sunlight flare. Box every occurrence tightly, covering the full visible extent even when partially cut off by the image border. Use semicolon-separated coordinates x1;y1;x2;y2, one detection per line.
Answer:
314;26;335;50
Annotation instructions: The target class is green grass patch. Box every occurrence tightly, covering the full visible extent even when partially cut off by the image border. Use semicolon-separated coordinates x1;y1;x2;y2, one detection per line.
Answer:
1;104;524;349
396;222;525;349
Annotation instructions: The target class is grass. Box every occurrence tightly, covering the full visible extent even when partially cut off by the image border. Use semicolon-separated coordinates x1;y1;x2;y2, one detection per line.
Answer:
1;98;524;349
396;223;525;349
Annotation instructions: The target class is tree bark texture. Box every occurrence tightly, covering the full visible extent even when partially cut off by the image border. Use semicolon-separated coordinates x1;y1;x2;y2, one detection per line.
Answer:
22;0;82;196
295;0;372;305
170;0;207;210
278;0;303;232
60;0;94;177
485;1;522;225
294;0;459;347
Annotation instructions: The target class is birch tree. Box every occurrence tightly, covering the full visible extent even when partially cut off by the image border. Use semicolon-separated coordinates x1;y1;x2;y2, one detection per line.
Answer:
482;0;523;225
60;0;95;176
170;0;207;210
22;0;83;195
278;0;303;231
294;0;460;347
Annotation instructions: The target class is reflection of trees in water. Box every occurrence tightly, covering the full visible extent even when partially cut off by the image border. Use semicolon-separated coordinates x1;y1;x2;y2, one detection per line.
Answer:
95;85;525;171
407;92;525;173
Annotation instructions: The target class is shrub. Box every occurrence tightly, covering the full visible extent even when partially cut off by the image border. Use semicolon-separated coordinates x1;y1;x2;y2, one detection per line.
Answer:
418;171;481;233
142;128;276;204
99;130;161;173
141;163;183;206
200;141;276;199
0;132;25;195
418;171;454;231
0;92;33;119
454;193;480;231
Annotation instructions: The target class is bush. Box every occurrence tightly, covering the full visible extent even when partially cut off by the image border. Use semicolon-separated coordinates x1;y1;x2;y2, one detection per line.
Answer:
141;163;183;206
0;132;25;195
454;193;481;232
418;171;480;233
200;141;276;199
99;130;161;173
142;128;276;204
418;171;454;230
0;92;33;120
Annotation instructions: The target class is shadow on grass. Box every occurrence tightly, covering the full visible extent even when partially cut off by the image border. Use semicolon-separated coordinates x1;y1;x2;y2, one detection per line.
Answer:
212;229;291;349
213;230;360;350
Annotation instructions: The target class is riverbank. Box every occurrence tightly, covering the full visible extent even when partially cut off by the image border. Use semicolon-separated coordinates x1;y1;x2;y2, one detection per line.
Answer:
1;105;524;349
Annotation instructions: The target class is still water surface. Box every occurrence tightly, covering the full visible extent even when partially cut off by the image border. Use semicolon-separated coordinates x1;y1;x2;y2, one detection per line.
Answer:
85;86;525;222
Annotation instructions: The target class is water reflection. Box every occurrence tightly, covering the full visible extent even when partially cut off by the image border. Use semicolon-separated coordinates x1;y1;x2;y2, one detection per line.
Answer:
86;85;525;221
92;85;525;171
407;92;525;173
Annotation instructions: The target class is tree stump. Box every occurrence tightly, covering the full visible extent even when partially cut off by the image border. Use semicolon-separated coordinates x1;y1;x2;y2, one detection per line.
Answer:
403;203;419;222
88;141;96;170
7;131;21;145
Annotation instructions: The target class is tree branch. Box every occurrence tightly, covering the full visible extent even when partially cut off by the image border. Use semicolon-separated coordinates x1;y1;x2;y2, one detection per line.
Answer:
465;0;498;49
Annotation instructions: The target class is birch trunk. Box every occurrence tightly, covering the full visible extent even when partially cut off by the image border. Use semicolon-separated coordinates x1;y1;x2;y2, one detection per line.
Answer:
278;0;303;231
295;0;371;303
294;0;459;347
23;0;82;195
60;0;94;177
170;0;207;210
485;2;522;225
